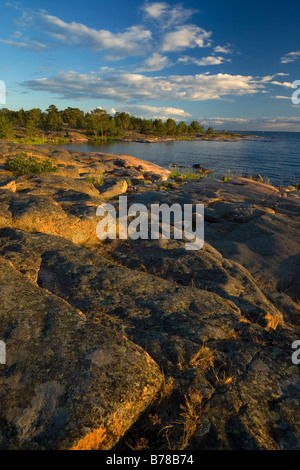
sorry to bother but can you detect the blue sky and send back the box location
[0,0,300,130]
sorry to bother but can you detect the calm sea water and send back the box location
[62,131,300,186]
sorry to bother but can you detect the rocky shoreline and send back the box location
[13,128,262,145]
[119,133,261,144]
[0,141,299,450]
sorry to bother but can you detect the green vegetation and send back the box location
[220,171,272,185]
[13,137,70,145]
[220,171,235,182]
[85,174,104,186]
[5,153,58,176]
[170,170,200,181]
[162,181,178,189]
[0,106,221,143]
[0,115,15,140]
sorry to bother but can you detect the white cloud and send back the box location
[162,25,212,52]
[136,53,172,72]
[280,51,300,64]
[199,116,300,131]
[271,81,293,88]
[271,95,291,100]
[179,55,230,66]
[14,10,152,57]
[23,70,270,102]
[11,30,22,39]
[143,2,169,19]
[112,104,192,120]
[126,105,191,116]
[143,2,196,27]
[3,3,224,63]
[0,38,48,51]
[214,45,232,54]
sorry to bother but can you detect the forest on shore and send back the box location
[0,105,234,143]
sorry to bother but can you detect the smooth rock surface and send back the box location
[0,142,299,450]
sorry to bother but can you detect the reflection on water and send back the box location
[62,131,300,186]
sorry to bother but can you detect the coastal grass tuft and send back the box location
[170,170,200,181]
[5,153,57,176]
[177,389,205,450]
[85,173,104,187]
[220,170,236,182]
[187,345,216,370]
[214,370,235,388]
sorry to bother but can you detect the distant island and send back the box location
[0,105,260,145]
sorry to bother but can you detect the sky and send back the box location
[0,0,300,131]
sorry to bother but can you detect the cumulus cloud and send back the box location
[214,45,232,54]
[280,51,300,64]
[162,25,212,51]
[129,105,191,116]
[113,104,192,120]
[23,70,270,102]
[178,55,230,66]
[143,2,196,27]
[2,2,228,67]
[135,53,172,72]
[11,10,153,57]
[143,2,168,18]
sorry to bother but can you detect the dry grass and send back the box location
[125,437,150,450]
[155,375,175,406]
[149,413,162,427]
[188,345,215,370]
[133,438,150,450]
[226,329,241,341]
[253,273,274,290]
[177,389,205,450]
[178,344,216,371]
[214,370,235,388]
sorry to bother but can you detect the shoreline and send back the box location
[5,130,263,146]
[0,139,298,191]
[0,140,299,450]
[118,133,263,144]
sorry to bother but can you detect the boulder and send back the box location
[99,179,128,199]
[0,257,162,450]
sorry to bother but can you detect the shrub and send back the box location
[5,153,57,176]
[85,174,104,186]
[220,173,233,182]
[170,170,199,181]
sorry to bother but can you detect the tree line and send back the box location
[0,105,216,141]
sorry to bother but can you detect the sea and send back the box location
[62,131,300,187]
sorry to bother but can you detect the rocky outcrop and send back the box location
[0,142,299,450]
[0,255,162,450]
[99,179,128,199]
